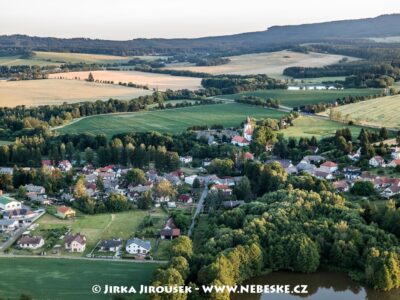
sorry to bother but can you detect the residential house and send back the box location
[296,160,316,173]
[231,136,250,147]
[167,202,177,209]
[333,180,350,192]
[369,156,385,167]
[64,234,86,252]
[25,184,45,195]
[244,152,254,160]
[314,170,334,180]
[381,186,400,199]
[347,148,361,162]
[179,194,193,203]
[210,184,232,196]
[41,160,54,171]
[0,219,18,231]
[387,159,400,168]
[180,156,193,164]
[319,161,338,173]
[392,151,400,160]
[184,175,198,186]
[160,218,181,239]
[0,196,22,211]
[99,238,122,252]
[125,238,151,255]
[17,236,44,250]
[3,208,36,221]
[56,206,76,219]
[0,167,13,176]
[343,166,362,180]
[266,159,293,169]
[58,160,72,172]
[302,155,325,164]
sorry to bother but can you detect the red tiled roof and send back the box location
[232,136,249,144]
[321,161,337,167]
[57,206,73,214]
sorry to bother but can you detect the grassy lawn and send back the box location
[58,103,287,138]
[324,94,400,129]
[0,257,160,300]
[280,116,365,140]
[218,88,382,108]
[33,209,167,256]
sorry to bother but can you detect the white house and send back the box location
[391,151,400,160]
[0,196,22,211]
[381,186,400,199]
[184,175,198,186]
[387,159,400,168]
[17,236,44,250]
[369,156,385,167]
[0,219,18,232]
[125,238,151,255]
[179,156,193,165]
[64,234,86,252]
[58,160,73,172]
[24,184,45,194]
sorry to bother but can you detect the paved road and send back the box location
[188,187,208,237]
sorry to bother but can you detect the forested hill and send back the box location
[266,14,400,40]
[1,14,400,56]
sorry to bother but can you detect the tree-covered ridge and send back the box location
[2,14,400,56]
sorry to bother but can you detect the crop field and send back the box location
[218,88,382,108]
[0,79,152,107]
[58,103,287,138]
[323,95,400,129]
[0,51,165,66]
[280,116,364,140]
[0,257,160,300]
[163,50,358,77]
[34,209,167,254]
[49,70,202,91]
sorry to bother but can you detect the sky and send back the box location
[1,0,400,40]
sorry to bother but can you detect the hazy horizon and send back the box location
[2,0,400,40]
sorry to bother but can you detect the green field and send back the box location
[0,257,160,300]
[218,89,382,108]
[58,103,287,138]
[325,95,400,129]
[281,116,365,139]
[34,209,167,255]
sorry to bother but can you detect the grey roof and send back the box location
[126,238,151,251]
[0,219,17,226]
[222,200,245,208]
[99,238,122,249]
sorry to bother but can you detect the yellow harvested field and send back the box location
[0,79,152,107]
[163,50,358,77]
[49,70,202,91]
[324,95,400,129]
[0,51,165,66]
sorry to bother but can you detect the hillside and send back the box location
[1,14,400,56]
